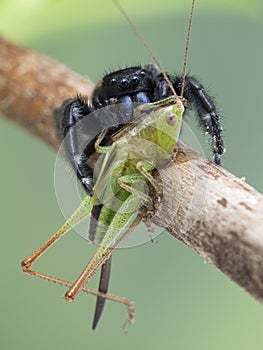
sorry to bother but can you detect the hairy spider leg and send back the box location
[175,76,224,165]
[54,96,96,196]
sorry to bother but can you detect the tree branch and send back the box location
[1,36,263,304]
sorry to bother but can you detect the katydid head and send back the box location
[149,96,184,154]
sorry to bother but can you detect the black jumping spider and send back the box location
[55,64,224,197]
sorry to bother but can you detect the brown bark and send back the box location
[153,144,263,303]
[1,36,263,304]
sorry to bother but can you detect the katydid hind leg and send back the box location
[21,195,93,270]
[92,257,112,330]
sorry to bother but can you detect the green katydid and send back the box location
[21,96,184,330]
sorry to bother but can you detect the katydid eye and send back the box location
[165,112,177,126]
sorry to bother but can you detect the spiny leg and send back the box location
[118,161,163,209]
[64,208,142,305]
[21,195,135,330]
[21,196,93,270]
[136,160,162,199]
[23,267,134,331]
[117,168,159,240]
[117,160,162,199]
[117,173,151,203]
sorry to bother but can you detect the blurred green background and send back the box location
[0,0,263,349]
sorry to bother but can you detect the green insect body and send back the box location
[91,96,184,252]
[21,96,184,330]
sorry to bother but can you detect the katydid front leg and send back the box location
[118,160,162,201]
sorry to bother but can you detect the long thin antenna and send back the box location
[114,0,179,101]
[180,0,195,97]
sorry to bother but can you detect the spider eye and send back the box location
[131,75,140,86]
[139,70,146,77]
[110,78,117,85]
[118,78,129,89]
